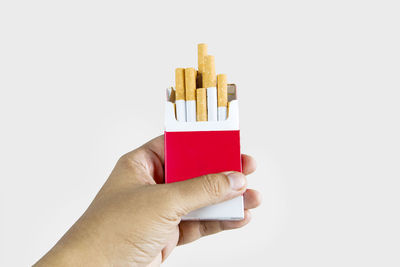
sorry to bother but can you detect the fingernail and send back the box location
[227,172,246,190]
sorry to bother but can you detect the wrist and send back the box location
[34,220,109,266]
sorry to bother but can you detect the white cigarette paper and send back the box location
[207,87,218,121]
[176,99,186,122]
[186,100,196,122]
[218,106,227,121]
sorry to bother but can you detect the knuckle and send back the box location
[202,174,224,198]
[117,152,143,170]
[200,221,209,236]
[117,153,132,167]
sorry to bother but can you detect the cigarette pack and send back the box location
[164,84,244,220]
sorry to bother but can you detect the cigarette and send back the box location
[196,88,207,121]
[217,74,227,121]
[167,87,177,118]
[197,43,207,87]
[175,68,186,122]
[185,67,197,122]
[203,55,217,121]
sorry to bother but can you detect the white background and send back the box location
[1,0,399,266]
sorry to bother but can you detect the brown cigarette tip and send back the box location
[185,68,196,101]
[217,74,227,107]
[175,68,185,100]
[196,88,207,121]
[203,55,216,88]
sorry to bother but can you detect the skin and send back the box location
[34,135,262,266]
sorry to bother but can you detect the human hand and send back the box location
[35,135,262,266]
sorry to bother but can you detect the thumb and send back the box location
[165,172,247,216]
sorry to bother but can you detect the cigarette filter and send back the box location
[175,68,186,122]
[202,55,216,88]
[185,68,197,122]
[197,43,208,88]
[196,88,207,121]
[217,74,227,121]
[203,55,217,121]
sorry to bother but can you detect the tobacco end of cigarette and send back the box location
[196,88,207,121]
[185,68,196,101]
[175,68,185,100]
[217,74,227,107]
